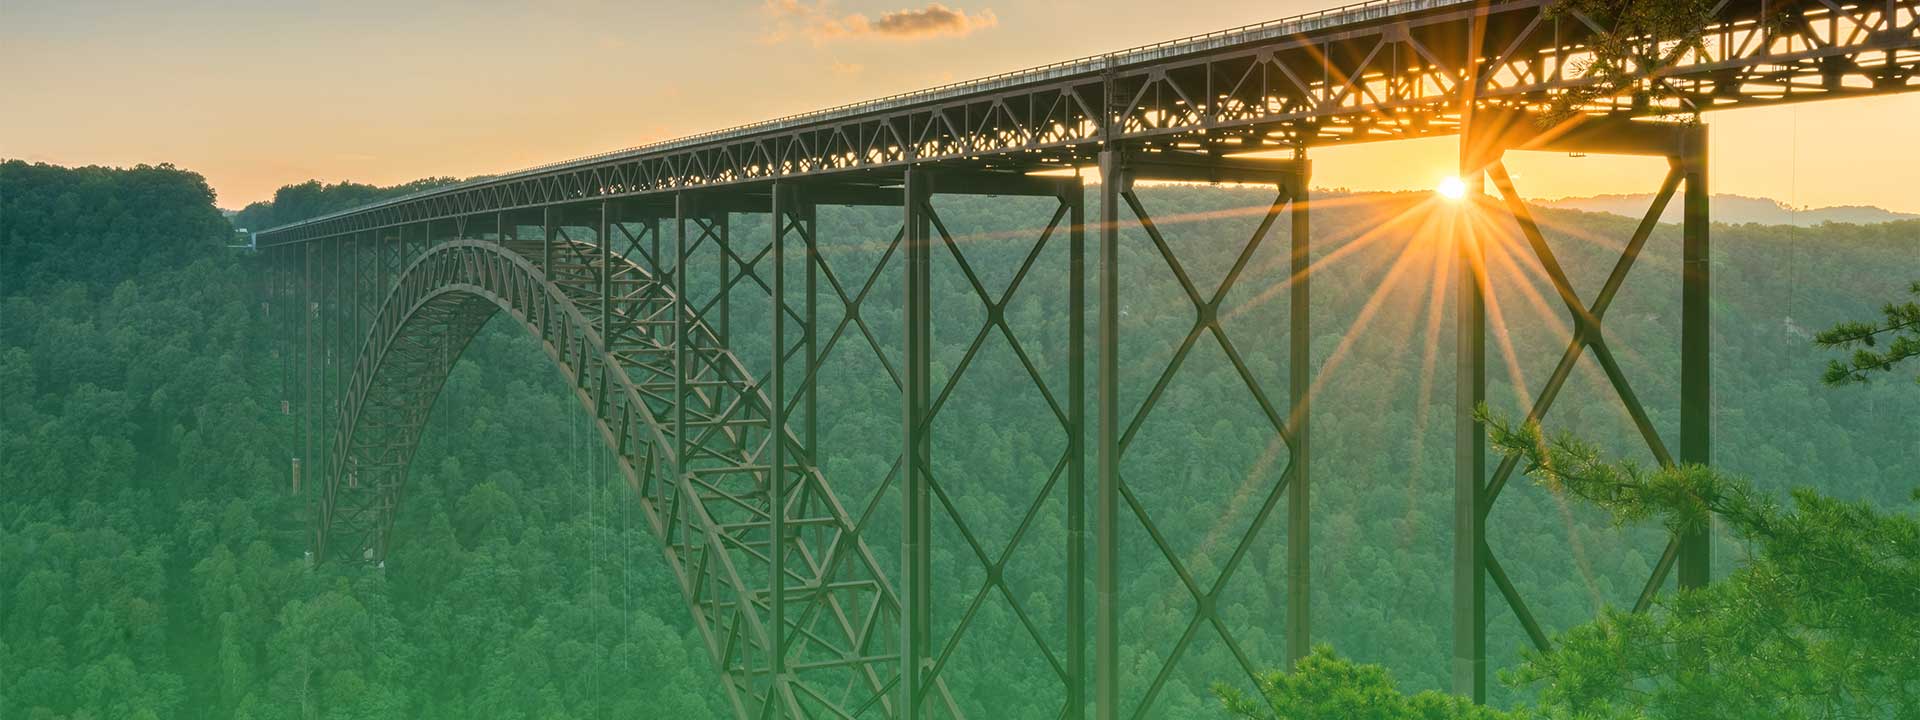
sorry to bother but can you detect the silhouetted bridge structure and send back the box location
[254,1,1920,717]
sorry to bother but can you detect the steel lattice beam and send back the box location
[256,0,1917,249]
[1450,110,1713,701]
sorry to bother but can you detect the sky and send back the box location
[4,0,1917,213]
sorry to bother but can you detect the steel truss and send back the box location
[251,1,1920,718]
[304,207,935,717]
[1451,110,1711,701]
[259,120,1727,719]
[255,0,1917,247]
[896,170,1089,719]
[255,120,1761,720]
[1092,152,1312,720]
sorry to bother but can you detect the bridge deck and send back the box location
[257,0,1919,245]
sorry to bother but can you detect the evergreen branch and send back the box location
[1541,0,1720,124]
[1816,281,1920,385]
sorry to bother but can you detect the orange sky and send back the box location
[4,0,1917,213]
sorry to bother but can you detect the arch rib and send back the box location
[323,236,943,719]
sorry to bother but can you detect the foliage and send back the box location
[1543,0,1718,122]
[1,160,230,291]
[1215,646,1525,720]
[1212,289,1920,719]
[1816,280,1920,385]
[1485,409,1920,719]
[4,162,1917,718]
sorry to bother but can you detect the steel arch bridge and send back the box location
[333,234,919,716]
[255,1,1920,718]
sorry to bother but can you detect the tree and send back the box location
[1483,411,1920,719]
[1541,0,1742,122]
[1218,646,1524,720]
[1817,281,1920,385]
[1215,285,1920,718]
[9,160,1912,720]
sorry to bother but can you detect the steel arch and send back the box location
[321,237,943,719]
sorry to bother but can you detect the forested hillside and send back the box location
[2,159,1914,718]
[1,162,724,719]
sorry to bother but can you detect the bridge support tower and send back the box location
[1093,148,1313,720]
[1452,111,1712,701]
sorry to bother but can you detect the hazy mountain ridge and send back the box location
[1540,192,1920,226]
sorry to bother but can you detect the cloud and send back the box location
[763,1,997,44]
[864,4,997,37]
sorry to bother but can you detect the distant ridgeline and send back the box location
[1542,192,1920,226]
[2,160,1916,718]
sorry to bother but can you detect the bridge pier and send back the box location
[766,181,819,714]
[892,166,1088,719]
[1452,112,1713,702]
[1094,148,1312,720]
[901,168,934,720]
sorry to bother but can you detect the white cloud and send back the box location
[763,1,997,44]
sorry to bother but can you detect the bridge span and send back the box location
[255,1,1920,718]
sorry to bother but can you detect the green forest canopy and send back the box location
[2,159,1915,718]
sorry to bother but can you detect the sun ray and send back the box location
[1473,198,1608,614]
[1477,206,1668,445]
[1173,193,1455,610]
[1223,194,1438,323]
[1305,212,1452,400]
[1399,212,1456,549]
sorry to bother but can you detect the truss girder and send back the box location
[258,0,1918,249]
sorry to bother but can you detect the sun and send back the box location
[1435,176,1468,202]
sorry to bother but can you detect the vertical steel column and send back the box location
[1679,126,1712,589]
[1453,149,1490,704]
[601,201,612,337]
[1094,150,1124,720]
[333,235,345,493]
[769,182,792,687]
[351,234,362,365]
[1065,178,1088,720]
[718,207,731,347]
[378,231,390,314]
[1286,155,1313,670]
[303,242,316,556]
[281,249,298,495]
[674,194,693,476]
[900,167,934,718]
[803,199,819,461]
[650,216,662,280]
[1455,12,1492,700]
[543,207,555,272]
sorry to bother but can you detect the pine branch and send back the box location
[1542,0,1720,124]
[1816,281,1920,385]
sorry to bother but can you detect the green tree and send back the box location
[1484,412,1920,719]
[1817,281,1920,385]
[1219,646,1524,720]
[1543,0,1718,121]
[1215,287,1920,719]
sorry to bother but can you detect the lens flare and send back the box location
[1436,176,1468,201]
